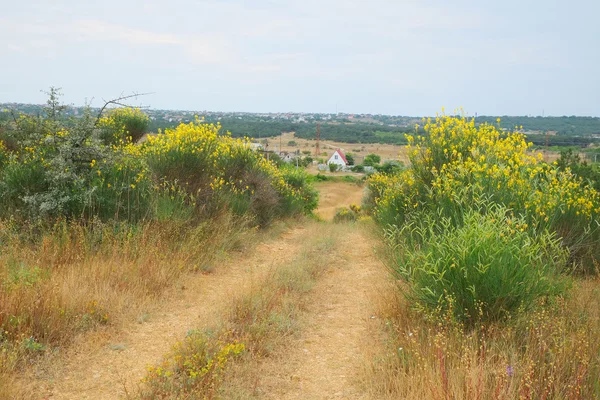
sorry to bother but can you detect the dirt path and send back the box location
[21,182,390,399]
[250,226,389,399]
[25,226,310,400]
[314,181,365,220]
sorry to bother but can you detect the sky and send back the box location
[1,0,599,116]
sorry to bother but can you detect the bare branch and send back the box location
[94,92,154,126]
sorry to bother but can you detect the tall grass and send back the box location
[386,206,570,324]
[364,279,600,400]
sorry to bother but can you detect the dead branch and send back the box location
[94,92,154,126]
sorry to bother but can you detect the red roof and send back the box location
[334,148,348,165]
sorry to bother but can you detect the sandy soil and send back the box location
[250,227,388,399]
[23,227,310,399]
[314,181,365,221]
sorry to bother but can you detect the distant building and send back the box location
[327,148,348,167]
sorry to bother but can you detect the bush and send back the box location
[328,163,339,172]
[0,106,152,221]
[375,161,403,174]
[97,108,149,145]
[387,206,570,325]
[351,164,365,173]
[363,153,381,166]
[345,153,355,165]
[142,119,317,225]
[370,114,600,271]
[0,140,8,172]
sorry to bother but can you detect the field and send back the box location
[266,131,567,166]
[2,105,600,399]
[264,131,411,164]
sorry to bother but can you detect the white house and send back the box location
[327,148,348,167]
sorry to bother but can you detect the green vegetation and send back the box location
[387,205,569,324]
[363,153,381,166]
[475,115,600,136]
[295,123,415,144]
[366,114,600,397]
[556,149,600,191]
[0,91,318,396]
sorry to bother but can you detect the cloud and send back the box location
[73,20,182,45]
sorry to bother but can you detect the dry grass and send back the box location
[314,181,365,220]
[0,213,262,398]
[137,222,342,399]
[273,132,410,164]
[363,276,600,400]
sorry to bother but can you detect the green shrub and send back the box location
[0,140,8,172]
[351,164,365,173]
[280,166,318,215]
[328,163,339,172]
[387,206,570,325]
[370,114,600,271]
[0,108,151,221]
[363,153,381,166]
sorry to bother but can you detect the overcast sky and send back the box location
[1,0,599,116]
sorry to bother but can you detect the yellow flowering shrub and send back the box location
[142,118,316,224]
[370,114,600,267]
[97,107,149,145]
[142,333,245,397]
[0,107,152,221]
[0,140,8,170]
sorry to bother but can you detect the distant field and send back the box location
[259,132,410,164]
[263,132,567,165]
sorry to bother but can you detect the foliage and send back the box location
[333,204,361,223]
[556,149,600,192]
[97,107,149,145]
[351,164,365,173]
[345,153,355,165]
[0,99,151,221]
[363,153,381,166]
[141,118,316,225]
[475,115,600,136]
[375,160,403,174]
[328,163,339,172]
[295,122,416,144]
[0,91,317,226]
[333,207,357,223]
[370,114,600,270]
[386,206,569,324]
[142,333,245,398]
[370,281,600,399]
